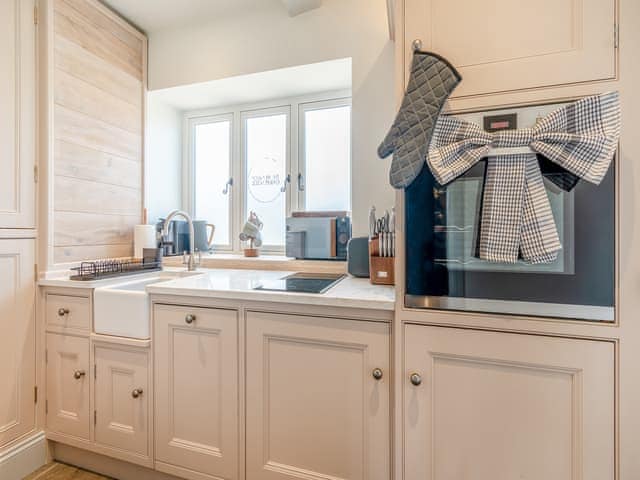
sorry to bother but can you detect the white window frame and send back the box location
[185,113,235,252]
[298,97,353,211]
[240,105,291,254]
[183,89,351,255]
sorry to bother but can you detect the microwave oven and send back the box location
[286,213,351,260]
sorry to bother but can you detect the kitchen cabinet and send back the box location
[45,333,90,441]
[154,304,239,480]
[0,0,36,228]
[245,311,390,480]
[404,0,616,98]
[94,343,150,458]
[0,239,36,447]
[403,324,615,480]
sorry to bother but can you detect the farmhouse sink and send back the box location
[94,271,203,339]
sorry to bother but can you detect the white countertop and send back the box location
[147,269,395,311]
[40,268,396,311]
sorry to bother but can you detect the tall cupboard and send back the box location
[0,0,38,456]
[396,0,637,478]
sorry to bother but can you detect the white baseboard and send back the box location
[0,432,47,480]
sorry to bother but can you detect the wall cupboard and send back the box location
[404,0,617,99]
[403,325,615,480]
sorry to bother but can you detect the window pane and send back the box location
[244,113,287,247]
[303,105,351,211]
[194,120,231,246]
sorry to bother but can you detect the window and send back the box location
[186,92,351,254]
[190,115,233,249]
[299,99,351,211]
[242,108,290,248]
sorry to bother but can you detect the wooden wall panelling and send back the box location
[49,0,146,265]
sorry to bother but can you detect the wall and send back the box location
[147,0,396,236]
[145,98,182,224]
[49,0,146,264]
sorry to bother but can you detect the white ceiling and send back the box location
[103,0,320,32]
[149,57,352,111]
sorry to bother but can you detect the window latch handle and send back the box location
[222,177,233,195]
[297,173,305,192]
[280,174,291,193]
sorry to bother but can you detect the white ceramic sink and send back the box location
[94,271,202,339]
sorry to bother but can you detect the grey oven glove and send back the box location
[378,51,461,189]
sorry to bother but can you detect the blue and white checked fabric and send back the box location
[427,91,621,264]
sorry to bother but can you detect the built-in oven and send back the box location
[405,101,615,321]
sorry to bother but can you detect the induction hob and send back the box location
[253,273,346,294]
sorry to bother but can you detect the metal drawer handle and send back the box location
[409,373,422,386]
[372,368,383,380]
[73,370,85,379]
[132,388,144,399]
[58,308,70,316]
[185,314,196,324]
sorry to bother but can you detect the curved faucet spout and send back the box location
[162,210,198,271]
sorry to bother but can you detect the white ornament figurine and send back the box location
[239,211,263,257]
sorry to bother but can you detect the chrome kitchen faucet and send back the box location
[161,210,201,271]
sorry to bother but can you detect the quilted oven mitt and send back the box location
[378,51,461,189]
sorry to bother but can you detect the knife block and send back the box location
[368,238,395,285]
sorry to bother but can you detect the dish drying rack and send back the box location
[70,257,161,281]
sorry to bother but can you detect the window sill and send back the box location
[162,252,347,275]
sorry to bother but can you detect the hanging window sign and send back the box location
[248,156,282,204]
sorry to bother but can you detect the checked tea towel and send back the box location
[427,91,621,264]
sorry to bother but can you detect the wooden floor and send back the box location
[24,462,114,480]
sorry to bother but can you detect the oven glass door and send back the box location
[405,153,615,322]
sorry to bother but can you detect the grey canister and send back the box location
[347,237,370,278]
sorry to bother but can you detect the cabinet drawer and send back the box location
[46,294,91,332]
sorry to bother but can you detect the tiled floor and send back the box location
[24,462,113,480]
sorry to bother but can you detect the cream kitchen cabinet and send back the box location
[45,333,90,441]
[94,342,150,459]
[0,239,36,447]
[154,304,239,480]
[0,0,36,228]
[404,0,617,98]
[403,324,615,480]
[245,311,390,480]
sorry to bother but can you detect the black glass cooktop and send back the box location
[254,273,346,294]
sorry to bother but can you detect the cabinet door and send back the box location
[405,0,616,97]
[154,305,238,480]
[0,0,35,228]
[45,333,90,440]
[246,311,390,480]
[0,239,36,447]
[404,325,614,480]
[94,344,149,457]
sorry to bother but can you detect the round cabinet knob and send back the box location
[372,368,383,380]
[185,314,196,324]
[58,308,70,317]
[131,388,144,399]
[412,38,423,52]
[409,373,422,386]
[73,370,85,379]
